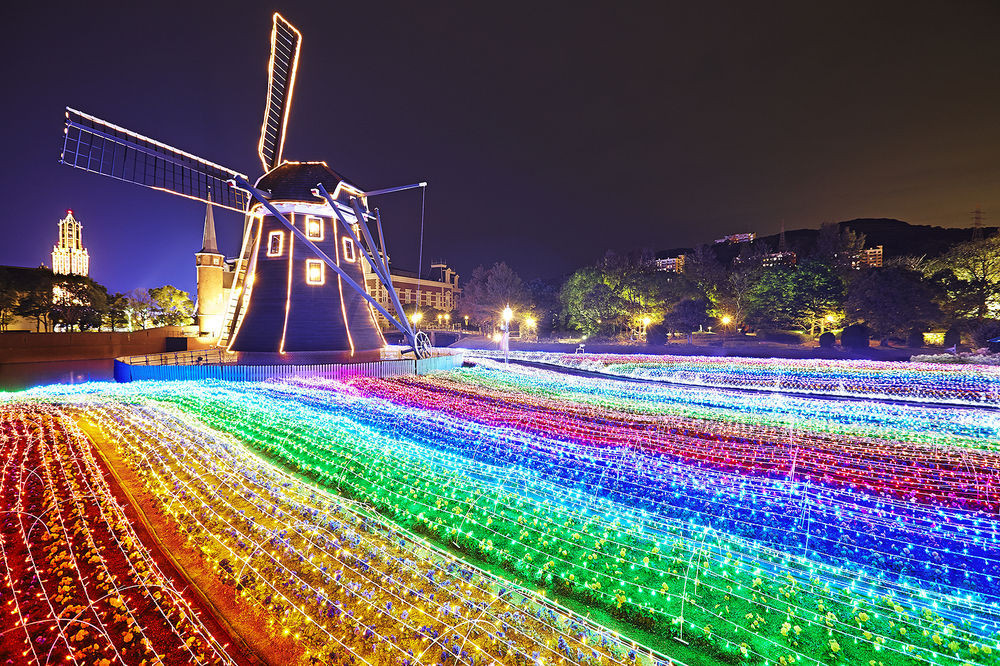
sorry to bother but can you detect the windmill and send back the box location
[59,12,430,360]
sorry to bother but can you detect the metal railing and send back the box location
[113,351,464,383]
[119,348,238,366]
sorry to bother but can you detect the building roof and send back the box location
[200,196,221,254]
[255,161,360,201]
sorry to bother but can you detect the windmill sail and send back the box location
[60,108,250,213]
[257,13,301,172]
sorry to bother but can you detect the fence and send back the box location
[120,348,237,366]
[113,352,464,383]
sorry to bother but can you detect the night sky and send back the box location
[3,1,998,296]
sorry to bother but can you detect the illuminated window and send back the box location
[342,237,356,262]
[306,259,325,285]
[306,216,324,241]
[267,231,284,257]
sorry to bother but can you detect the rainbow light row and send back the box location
[469,351,1000,405]
[5,356,998,666]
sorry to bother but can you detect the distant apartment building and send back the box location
[761,251,798,268]
[655,255,686,273]
[714,232,756,245]
[860,245,883,268]
[834,245,884,270]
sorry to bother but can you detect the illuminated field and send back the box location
[2,357,998,666]
[475,351,1000,405]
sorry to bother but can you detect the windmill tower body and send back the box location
[227,162,384,359]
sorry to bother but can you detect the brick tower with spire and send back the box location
[195,196,225,337]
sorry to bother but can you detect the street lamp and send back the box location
[641,316,651,341]
[501,306,513,363]
[721,315,732,326]
[411,311,423,325]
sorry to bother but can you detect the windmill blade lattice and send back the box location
[258,12,301,171]
[60,107,250,213]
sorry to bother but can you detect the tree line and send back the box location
[0,267,194,332]
[459,225,1000,347]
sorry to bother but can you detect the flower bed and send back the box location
[0,404,232,665]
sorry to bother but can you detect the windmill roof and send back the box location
[255,161,361,202]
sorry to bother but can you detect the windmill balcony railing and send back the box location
[119,348,238,366]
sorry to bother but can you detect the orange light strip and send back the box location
[280,214,296,354]
[258,13,302,171]
[333,219,355,355]
[226,216,264,353]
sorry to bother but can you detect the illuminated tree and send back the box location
[559,268,620,335]
[148,285,195,326]
[50,275,109,331]
[746,262,843,333]
[928,236,1000,323]
[104,292,130,332]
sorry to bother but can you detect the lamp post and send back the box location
[501,306,513,363]
[821,313,835,335]
[525,316,536,342]
[641,316,651,341]
[720,314,732,337]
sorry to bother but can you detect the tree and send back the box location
[105,292,129,332]
[787,262,845,335]
[682,244,725,301]
[745,267,797,330]
[148,285,194,326]
[525,278,561,336]
[0,271,17,331]
[14,271,55,332]
[50,276,109,331]
[457,262,529,332]
[559,267,620,335]
[125,289,154,330]
[928,236,1000,324]
[815,223,867,277]
[663,297,710,344]
[844,267,941,345]
[745,262,844,334]
[712,245,768,328]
